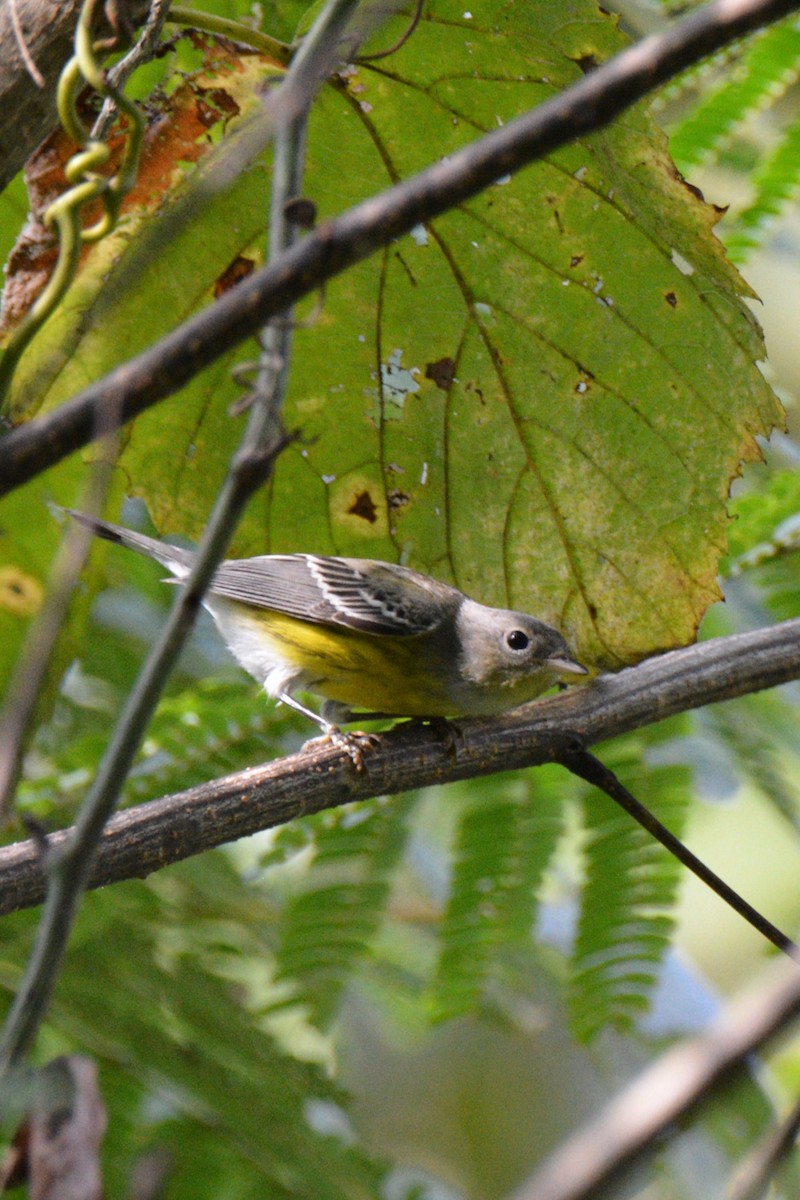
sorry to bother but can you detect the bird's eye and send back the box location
[506,629,530,651]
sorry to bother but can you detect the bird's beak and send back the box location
[546,655,589,677]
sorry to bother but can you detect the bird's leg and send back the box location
[279,693,375,771]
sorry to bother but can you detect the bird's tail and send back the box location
[58,507,195,577]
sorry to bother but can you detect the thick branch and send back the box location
[2,617,799,917]
[3,0,800,495]
[0,0,151,193]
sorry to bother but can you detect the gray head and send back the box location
[453,599,588,716]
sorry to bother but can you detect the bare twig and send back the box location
[3,0,800,497]
[91,0,172,141]
[241,0,355,418]
[8,0,45,87]
[1,617,799,917]
[729,1093,800,1200]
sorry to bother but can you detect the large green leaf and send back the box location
[0,0,781,677]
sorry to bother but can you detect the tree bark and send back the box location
[0,0,150,193]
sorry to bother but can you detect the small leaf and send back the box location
[275,794,418,1026]
[570,747,689,1041]
[667,19,800,172]
[434,772,565,1019]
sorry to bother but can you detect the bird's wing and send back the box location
[209,554,454,636]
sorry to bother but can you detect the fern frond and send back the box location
[4,860,389,1200]
[700,698,800,830]
[273,794,418,1027]
[724,467,800,623]
[433,770,566,1020]
[667,18,800,171]
[16,680,296,817]
[726,108,800,258]
[569,750,689,1042]
[126,680,295,803]
[725,467,800,566]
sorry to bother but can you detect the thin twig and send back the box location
[728,1093,800,1200]
[3,0,800,498]
[244,0,357,416]
[0,0,365,1076]
[8,0,44,87]
[556,743,800,962]
[0,1,153,192]
[92,0,173,142]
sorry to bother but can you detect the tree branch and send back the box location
[2,616,799,917]
[506,960,800,1200]
[3,0,800,496]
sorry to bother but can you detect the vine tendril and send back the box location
[0,0,146,399]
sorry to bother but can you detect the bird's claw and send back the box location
[303,726,378,772]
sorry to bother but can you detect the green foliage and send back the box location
[698,463,800,832]
[725,109,800,260]
[1,0,781,677]
[273,794,418,1026]
[0,857,390,1200]
[726,467,800,570]
[666,20,800,171]
[570,739,689,1041]
[700,696,800,831]
[719,468,800,630]
[664,15,800,260]
[16,692,695,1050]
[15,679,302,823]
[433,772,566,1019]
[3,0,800,1195]
[124,680,295,804]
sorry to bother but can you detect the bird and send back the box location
[64,509,588,739]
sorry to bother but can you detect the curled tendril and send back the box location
[0,0,146,399]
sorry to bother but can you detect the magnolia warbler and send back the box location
[66,510,588,734]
